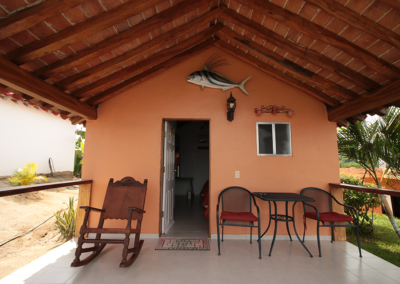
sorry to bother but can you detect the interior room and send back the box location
[163,120,210,238]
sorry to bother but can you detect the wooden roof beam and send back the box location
[70,116,85,125]
[328,80,400,121]
[305,0,400,50]
[57,8,223,91]
[218,27,359,101]
[71,25,222,99]
[33,0,216,79]
[232,1,400,79]
[0,0,89,40]
[86,37,217,106]
[220,9,380,91]
[0,56,97,120]
[3,0,166,65]
[215,40,341,107]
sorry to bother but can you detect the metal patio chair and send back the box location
[71,177,147,268]
[216,186,262,259]
[300,187,362,257]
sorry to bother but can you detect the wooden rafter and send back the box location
[328,80,400,121]
[220,9,380,91]
[3,0,166,65]
[214,40,341,107]
[305,0,400,50]
[232,1,400,79]
[56,8,223,91]
[71,25,222,99]
[0,56,96,120]
[33,0,215,79]
[85,38,217,106]
[0,0,89,40]
[218,27,359,101]
[70,116,85,125]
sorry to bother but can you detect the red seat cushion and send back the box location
[221,211,258,222]
[304,212,353,222]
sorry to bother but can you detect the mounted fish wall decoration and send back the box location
[187,53,251,95]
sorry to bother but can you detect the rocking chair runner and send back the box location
[71,177,148,268]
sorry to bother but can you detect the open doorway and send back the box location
[161,120,210,238]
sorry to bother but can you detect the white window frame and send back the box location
[256,122,292,156]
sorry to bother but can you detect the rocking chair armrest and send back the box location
[128,207,146,214]
[80,206,105,213]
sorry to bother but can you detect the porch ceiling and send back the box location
[0,0,400,126]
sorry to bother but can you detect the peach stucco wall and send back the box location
[82,46,340,236]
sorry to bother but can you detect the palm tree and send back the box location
[338,110,400,239]
[377,107,400,190]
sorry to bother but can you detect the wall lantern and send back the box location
[227,92,236,122]
[255,105,294,117]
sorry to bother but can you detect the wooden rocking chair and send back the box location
[71,177,147,268]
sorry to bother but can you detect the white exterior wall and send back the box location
[0,98,76,176]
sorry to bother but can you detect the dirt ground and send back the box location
[0,172,78,279]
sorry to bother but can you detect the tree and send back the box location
[376,107,400,190]
[337,109,400,239]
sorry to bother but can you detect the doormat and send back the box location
[155,238,210,250]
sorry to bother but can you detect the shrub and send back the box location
[54,197,77,239]
[341,173,381,234]
[8,162,47,186]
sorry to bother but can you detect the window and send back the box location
[256,122,292,156]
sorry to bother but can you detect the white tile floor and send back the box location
[1,237,399,284]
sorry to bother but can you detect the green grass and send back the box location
[347,214,400,267]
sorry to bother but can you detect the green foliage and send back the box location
[53,197,77,239]
[8,162,47,186]
[339,156,362,168]
[74,129,85,177]
[347,214,400,267]
[341,173,381,234]
[73,152,82,177]
[338,120,381,186]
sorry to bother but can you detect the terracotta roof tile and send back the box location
[377,9,400,31]
[250,10,265,25]
[346,0,374,14]
[9,30,37,46]
[68,40,89,53]
[262,17,278,31]
[0,0,27,13]
[125,39,140,51]
[362,1,392,22]
[142,7,157,20]
[325,17,349,35]
[29,22,55,39]
[101,0,123,11]
[285,0,306,14]
[198,3,211,16]
[156,1,171,13]
[128,13,144,27]
[45,15,72,32]
[81,0,106,17]
[298,3,320,21]
[174,15,187,27]
[63,6,89,25]
[238,4,252,18]
[380,47,400,63]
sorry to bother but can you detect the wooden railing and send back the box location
[329,183,400,241]
[0,180,92,237]
[329,183,400,197]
